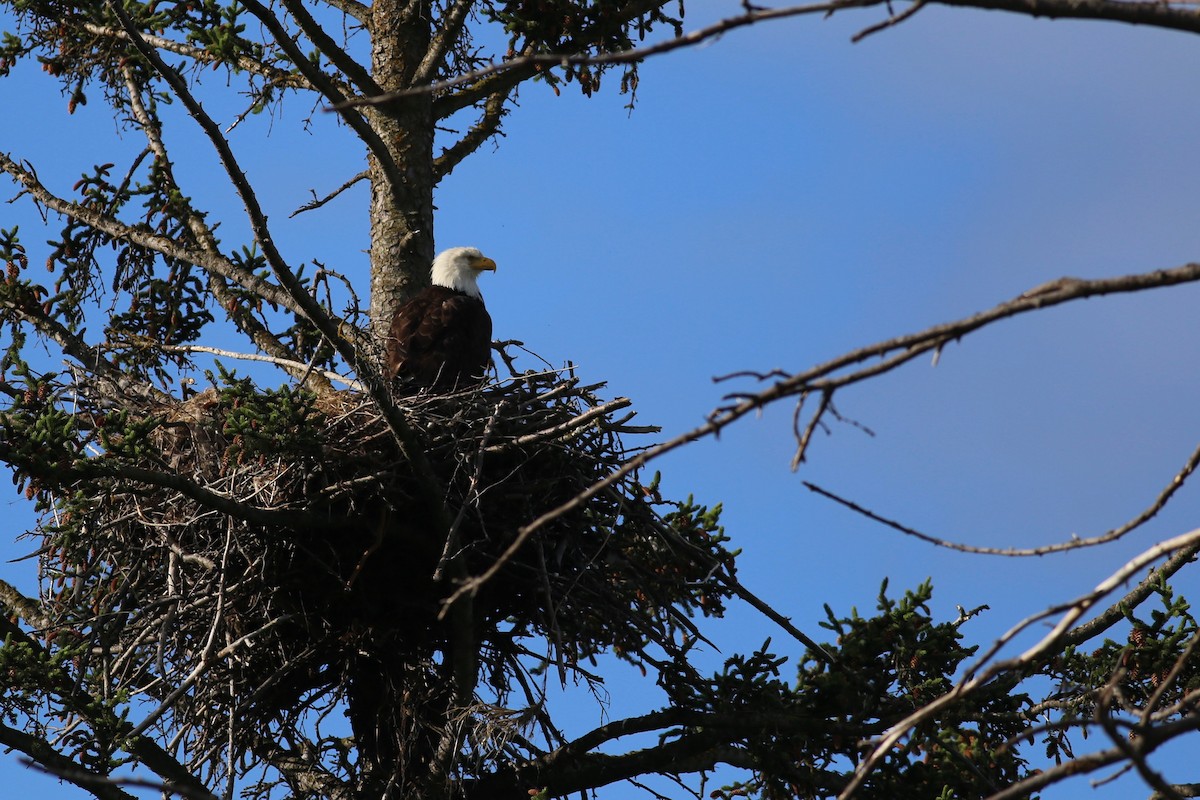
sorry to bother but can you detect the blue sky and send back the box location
[4,2,1200,797]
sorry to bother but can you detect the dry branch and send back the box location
[507,263,1200,557]
[806,433,1200,556]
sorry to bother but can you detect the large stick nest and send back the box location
[36,357,737,782]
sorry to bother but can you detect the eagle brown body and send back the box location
[386,285,492,387]
[385,247,496,389]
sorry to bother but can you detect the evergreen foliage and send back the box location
[0,2,1196,800]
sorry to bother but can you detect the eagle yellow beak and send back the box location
[473,256,497,272]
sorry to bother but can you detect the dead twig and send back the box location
[804,436,1200,556]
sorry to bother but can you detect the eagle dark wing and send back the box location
[386,286,493,388]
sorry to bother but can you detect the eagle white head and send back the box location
[431,247,497,299]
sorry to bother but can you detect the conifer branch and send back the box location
[107,0,350,394]
[0,153,302,316]
[81,22,310,88]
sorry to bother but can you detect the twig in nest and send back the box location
[434,401,506,581]
[483,397,632,452]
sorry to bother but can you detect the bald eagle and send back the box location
[385,247,497,389]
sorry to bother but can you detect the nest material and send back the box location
[40,364,735,786]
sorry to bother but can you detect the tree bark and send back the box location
[368,0,437,340]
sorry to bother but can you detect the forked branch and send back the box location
[804,434,1200,556]
[505,264,1200,570]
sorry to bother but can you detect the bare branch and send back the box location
[133,341,364,389]
[396,0,1200,115]
[203,273,316,384]
[312,0,370,24]
[720,575,842,666]
[290,170,369,217]
[983,711,1200,800]
[237,0,406,204]
[851,0,929,41]
[534,716,810,798]
[805,435,1200,555]
[431,41,539,120]
[386,0,1200,120]
[414,0,474,85]
[482,396,632,452]
[1155,786,1200,799]
[57,458,338,532]
[485,265,1200,585]
[120,64,222,255]
[939,0,1200,33]
[251,739,354,800]
[434,90,508,181]
[1065,539,1200,647]
[278,0,381,95]
[980,742,1126,800]
[791,388,829,469]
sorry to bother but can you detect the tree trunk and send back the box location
[368,0,436,341]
